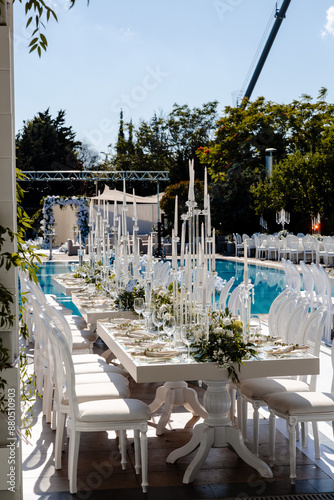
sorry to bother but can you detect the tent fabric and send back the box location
[91,186,164,204]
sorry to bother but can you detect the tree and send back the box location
[197,89,334,234]
[16,109,83,216]
[160,180,205,237]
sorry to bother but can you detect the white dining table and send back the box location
[51,275,87,296]
[96,321,319,484]
[72,293,136,329]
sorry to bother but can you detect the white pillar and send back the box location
[0,2,22,497]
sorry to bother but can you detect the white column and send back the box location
[0,3,22,497]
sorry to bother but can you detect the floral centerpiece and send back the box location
[191,310,258,383]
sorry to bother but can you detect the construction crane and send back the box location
[240,0,291,103]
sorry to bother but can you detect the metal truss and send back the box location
[20,170,169,182]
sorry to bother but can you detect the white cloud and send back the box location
[322,6,334,37]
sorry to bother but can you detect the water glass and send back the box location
[142,302,152,330]
[152,307,164,340]
[163,315,176,348]
[134,297,144,322]
[181,325,193,360]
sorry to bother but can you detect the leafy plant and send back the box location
[191,310,258,384]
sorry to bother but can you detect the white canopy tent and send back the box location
[91,186,165,235]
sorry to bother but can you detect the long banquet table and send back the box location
[97,320,319,484]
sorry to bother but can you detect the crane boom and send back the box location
[242,0,291,102]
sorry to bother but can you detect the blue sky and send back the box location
[13,1,334,156]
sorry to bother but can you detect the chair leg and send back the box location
[119,430,127,470]
[288,419,297,485]
[312,422,320,459]
[55,411,66,470]
[269,410,276,467]
[133,429,141,474]
[253,401,261,456]
[242,399,248,441]
[68,430,81,494]
[140,428,148,493]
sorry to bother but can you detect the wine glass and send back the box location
[181,325,193,360]
[163,314,176,348]
[133,297,144,323]
[249,315,262,343]
[142,302,152,330]
[152,306,164,341]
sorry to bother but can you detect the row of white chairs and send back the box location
[233,232,334,265]
[232,258,334,483]
[20,271,151,494]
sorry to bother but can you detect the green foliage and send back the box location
[16,109,84,218]
[115,286,145,311]
[191,310,257,384]
[160,180,205,235]
[197,89,334,234]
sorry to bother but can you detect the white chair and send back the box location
[254,234,268,259]
[227,283,243,316]
[264,332,334,484]
[266,235,279,261]
[237,306,327,455]
[286,235,302,263]
[278,236,290,261]
[302,235,316,263]
[218,276,235,312]
[233,233,244,256]
[45,317,151,494]
[299,261,315,311]
[322,236,334,267]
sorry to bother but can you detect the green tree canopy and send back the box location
[197,89,334,234]
[16,109,85,217]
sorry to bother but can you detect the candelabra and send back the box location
[276,209,290,231]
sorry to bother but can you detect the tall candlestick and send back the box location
[244,240,248,286]
[207,195,211,237]
[212,228,216,272]
[180,221,186,267]
[98,191,101,214]
[133,188,137,220]
[204,167,208,210]
[174,195,178,236]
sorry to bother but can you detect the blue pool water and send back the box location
[37,260,286,315]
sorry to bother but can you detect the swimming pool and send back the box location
[37,260,286,315]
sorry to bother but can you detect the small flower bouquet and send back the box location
[191,310,258,383]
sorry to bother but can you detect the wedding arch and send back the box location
[41,195,89,246]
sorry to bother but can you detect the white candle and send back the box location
[207,195,211,237]
[174,195,178,236]
[172,229,177,270]
[180,221,186,267]
[79,231,81,248]
[212,228,215,272]
[98,191,101,213]
[204,167,208,210]
[113,188,118,227]
[133,188,137,220]
[203,255,207,307]
[89,200,93,225]
[244,240,248,286]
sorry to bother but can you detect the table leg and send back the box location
[166,378,273,482]
[149,381,207,435]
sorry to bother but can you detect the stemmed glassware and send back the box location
[152,306,164,341]
[133,297,145,323]
[142,302,152,330]
[163,314,176,348]
[181,325,193,360]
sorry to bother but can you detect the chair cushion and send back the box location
[239,377,310,399]
[77,398,151,422]
[71,353,106,364]
[62,379,130,405]
[75,372,127,385]
[265,391,334,415]
[73,362,128,377]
